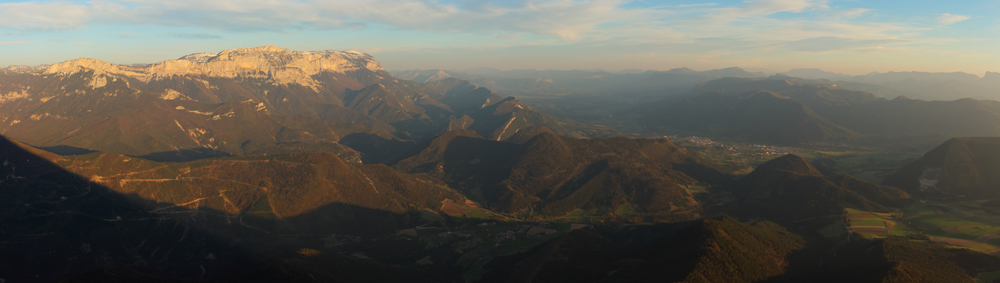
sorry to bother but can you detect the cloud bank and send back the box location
[0,0,638,40]
[936,13,971,25]
[0,0,990,72]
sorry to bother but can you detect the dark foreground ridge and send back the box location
[3,134,999,282]
[0,136,448,282]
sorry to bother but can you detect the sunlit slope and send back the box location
[0,47,593,163]
[59,152,466,236]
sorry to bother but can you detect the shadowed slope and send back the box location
[819,236,1000,283]
[0,135,249,281]
[0,135,465,281]
[393,131,732,220]
[480,217,804,283]
[617,216,805,283]
[884,137,1000,198]
[730,154,912,223]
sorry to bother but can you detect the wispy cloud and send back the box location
[0,1,90,30]
[637,1,919,56]
[781,36,909,53]
[0,0,639,41]
[825,8,871,19]
[701,0,829,24]
[50,38,92,46]
[937,13,971,25]
[0,41,31,45]
[0,0,990,72]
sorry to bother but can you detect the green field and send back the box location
[902,203,1000,241]
[848,201,1000,256]
[978,269,1000,283]
[566,209,606,217]
[848,217,889,228]
[615,204,640,216]
[845,208,893,236]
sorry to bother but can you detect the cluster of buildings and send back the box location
[664,135,794,161]
[719,144,793,160]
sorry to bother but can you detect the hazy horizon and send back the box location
[1,0,998,75]
[7,51,998,78]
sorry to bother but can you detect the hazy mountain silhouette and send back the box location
[638,77,1000,147]
[642,90,861,145]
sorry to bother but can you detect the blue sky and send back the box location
[1,0,998,75]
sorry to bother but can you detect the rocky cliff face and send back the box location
[43,46,383,89]
[0,46,578,163]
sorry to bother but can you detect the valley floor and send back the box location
[847,200,1000,283]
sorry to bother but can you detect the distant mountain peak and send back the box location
[666,67,698,74]
[44,58,135,76]
[424,70,451,82]
[984,71,1000,80]
[782,68,852,80]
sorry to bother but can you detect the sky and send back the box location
[0,0,998,75]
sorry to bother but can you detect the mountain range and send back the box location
[782,69,1000,101]
[392,68,1000,148]
[392,67,768,95]
[5,46,1000,282]
[7,131,991,282]
[389,128,730,220]
[0,46,602,163]
[637,76,1000,147]
[392,67,1000,102]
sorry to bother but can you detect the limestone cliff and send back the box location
[43,46,383,88]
